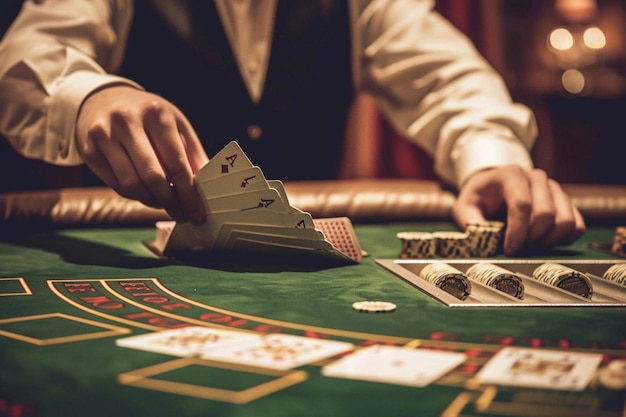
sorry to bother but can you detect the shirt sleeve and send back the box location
[0,0,142,166]
[349,0,537,188]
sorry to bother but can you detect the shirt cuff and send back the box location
[452,134,534,187]
[45,71,143,165]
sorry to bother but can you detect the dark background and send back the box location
[1,0,624,192]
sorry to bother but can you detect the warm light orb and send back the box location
[549,27,574,50]
[583,26,606,49]
[562,69,585,93]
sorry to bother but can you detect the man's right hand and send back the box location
[76,86,208,225]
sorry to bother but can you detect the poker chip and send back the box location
[611,226,626,258]
[597,359,626,390]
[532,263,593,298]
[464,222,505,257]
[602,264,626,286]
[432,231,471,258]
[396,232,436,259]
[466,263,524,299]
[420,262,471,300]
[352,300,397,313]
[395,222,505,260]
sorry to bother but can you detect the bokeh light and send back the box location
[583,26,606,49]
[561,69,585,93]
[549,27,574,50]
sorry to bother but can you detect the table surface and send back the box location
[1,222,625,417]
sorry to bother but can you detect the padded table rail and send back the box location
[1,180,625,228]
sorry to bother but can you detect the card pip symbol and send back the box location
[257,198,275,208]
[221,153,239,173]
[225,153,238,168]
[241,175,257,188]
[240,199,275,211]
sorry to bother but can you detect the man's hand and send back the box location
[76,86,208,225]
[452,165,585,256]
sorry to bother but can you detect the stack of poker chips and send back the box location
[466,263,525,299]
[418,261,526,301]
[532,263,593,299]
[433,231,471,258]
[397,232,437,258]
[397,222,505,259]
[603,264,626,286]
[420,262,471,300]
[465,222,505,256]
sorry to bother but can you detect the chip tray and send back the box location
[376,259,626,307]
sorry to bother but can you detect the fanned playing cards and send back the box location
[145,141,362,263]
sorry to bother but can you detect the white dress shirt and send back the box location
[0,0,535,187]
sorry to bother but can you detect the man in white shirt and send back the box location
[0,0,584,255]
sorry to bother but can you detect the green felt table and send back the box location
[1,223,625,417]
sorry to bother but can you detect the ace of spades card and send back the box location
[145,141,362,263]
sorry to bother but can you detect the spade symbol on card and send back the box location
[251,198,275,210]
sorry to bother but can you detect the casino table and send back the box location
[1,180,625,417]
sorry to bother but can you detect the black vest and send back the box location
[119,0,354,181]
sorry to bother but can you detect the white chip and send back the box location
[352,300,397,313]
[599,360,626,390]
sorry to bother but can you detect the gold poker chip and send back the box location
[352,300,397,313]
